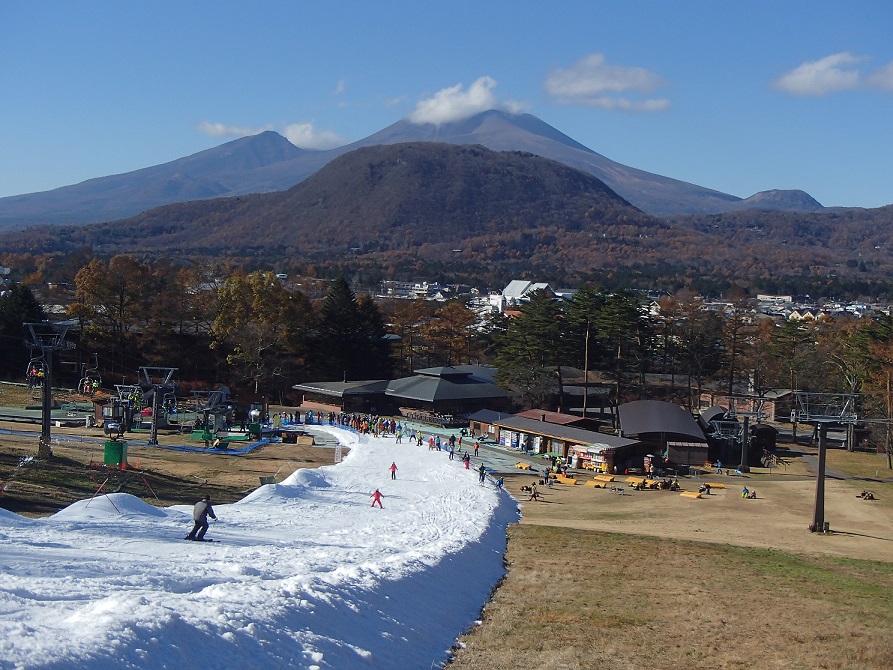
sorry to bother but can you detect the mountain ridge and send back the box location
[0,111,827,230]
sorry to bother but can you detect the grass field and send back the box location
[447,526,893,669]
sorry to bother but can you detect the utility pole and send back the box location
[25,322,72,459]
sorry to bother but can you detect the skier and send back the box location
[389,462,398,480]
[371,488,384,508]
[478,463,487,484]
[185,494,217,541]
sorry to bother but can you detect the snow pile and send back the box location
[0,426,518,669]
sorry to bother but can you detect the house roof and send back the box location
[467,409,514,424]
[490,415,638,450]
[502,280,551,301]
[386,371,508,404]
[619,400,706,442]
[292,380,389,398]
[514,409,583,425]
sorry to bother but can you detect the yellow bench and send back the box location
[680,491,702,499]
[705,482,726,489]
[593,474,615,483]
[626,476,647,486]
[555,475,577,485]
[515,462,532,470]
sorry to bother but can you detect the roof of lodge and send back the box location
[490,415,638,450]
[292,380,389,397]
[385,374,508,403]
[618,400,707,442]
[514,409,584,425]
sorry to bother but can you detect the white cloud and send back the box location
[408,76,526,126]
[197,121,273,137]
[198,120,345,150]
[545,53,670,112]
[282,122,346,150]
[773,52,866,96]
[333,79,346,96]
[867,60,893,91]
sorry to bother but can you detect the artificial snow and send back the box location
[0,426,518,669]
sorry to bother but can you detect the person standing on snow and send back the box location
[185,494,217,541]
[371,488,384,508]
[389,462,398,480]
[478,463,487,484]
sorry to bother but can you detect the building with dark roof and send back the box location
[618,400,708,466]
[486,414,641,473]
[385,366,509,414]
[292,366,508,419]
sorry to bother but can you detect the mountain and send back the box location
[0,111,826,231]
[2,143,892,287]
[0,131,313,229]
[3,143,652,257]
[731,189,824,212]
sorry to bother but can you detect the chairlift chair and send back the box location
[26,357,46,388]
[77,354,101,396]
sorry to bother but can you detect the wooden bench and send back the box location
[680,491,702,499]
[555,475,577,485]
[259,476,277,485]
[626,476,647,486]
[515,462,532,470]
[593,474,615,483]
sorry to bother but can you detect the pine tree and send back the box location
[0,284,46,378]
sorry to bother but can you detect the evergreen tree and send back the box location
[314,277,392,380]
[494,290,572,409]
[0,284,46,379]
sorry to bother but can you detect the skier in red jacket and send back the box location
[371,488,384,508]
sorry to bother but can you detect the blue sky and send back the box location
[2,1,891,208]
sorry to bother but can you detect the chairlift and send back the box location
[77,355,102,396]
[25,357,46,388]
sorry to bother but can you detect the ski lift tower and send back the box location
[25,322,72,459]
[139,366,178,446]
[793,391,859,533]
[724,393,772,473]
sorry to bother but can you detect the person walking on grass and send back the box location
[371,488,384,508]
[389,462,398,480]
[185,495,217,541]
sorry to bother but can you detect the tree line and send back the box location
[4,255,893,455]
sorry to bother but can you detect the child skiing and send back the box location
[389,462,398,480]
[371,488,384,508]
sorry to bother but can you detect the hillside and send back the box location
[0,111,830,230]
[2,143,892,290]
[0,143,657,257]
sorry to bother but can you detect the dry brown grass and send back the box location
[448,526,893,670]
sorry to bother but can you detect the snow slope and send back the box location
[0,426,518,669]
